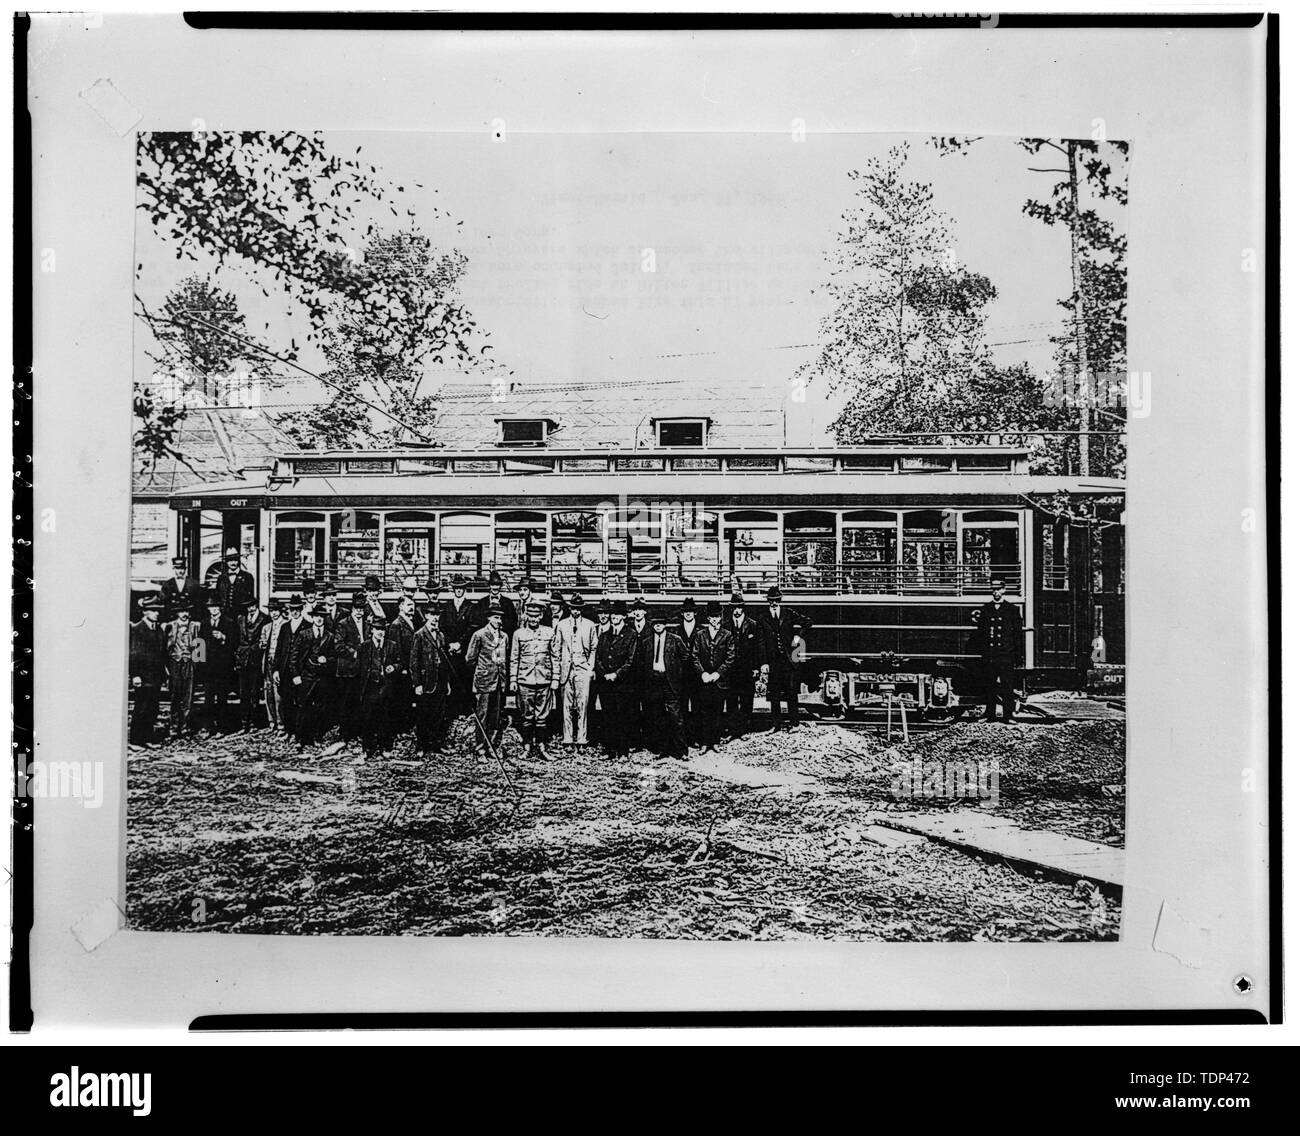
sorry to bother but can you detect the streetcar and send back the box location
[161,437,1125,718]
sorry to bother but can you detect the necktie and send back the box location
[655,634,664,668]
[771,606,778,620]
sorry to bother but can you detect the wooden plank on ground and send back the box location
[1022,699,1125,721]
[876,810,1125,888]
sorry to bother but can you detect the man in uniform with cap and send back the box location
[554,592,598,747]
[510,599,559,760]
[970,577,1023,723]
[411,605,450,758]
[641,608,690,760]
[273,594,307,738]
[216,547,257,621]
[756,586,807,732]
[675,597,702,745]
[387,594,419,736]
[290,602,335,746]
[692,601,736,752]
[332,591,369,741]
[465,600,509,754]
[199,594,239,734]
[595,600,639,759]
[128,595,168,746]
[234,596,269,732]
[440,573,478,715]
[723,598,762,740]
[160,555,201,623]
[164,602,202,738]
[260,598,288,732]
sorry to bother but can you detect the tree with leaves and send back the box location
[135,132,484,453]
[799,142,1002,441]
[135,276,279,468]
[932,135,1129,475]
[277,230,484,449]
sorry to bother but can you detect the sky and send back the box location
[134,130,1127,441]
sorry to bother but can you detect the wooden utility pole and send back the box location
[1065,141,1093,477]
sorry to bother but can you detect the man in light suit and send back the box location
[465,600,509,753]
[554,592,598,747]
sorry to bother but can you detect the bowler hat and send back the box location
[612,600,628,616]
[705,601,723,617]
[680,597,697,613]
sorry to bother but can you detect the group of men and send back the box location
[128,551,814,761]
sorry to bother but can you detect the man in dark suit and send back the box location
[692,601,736,752]
[233,597,268,732]
[595,600,639,759]
[387,595,419,736]
[290,603,335,746]
[641,609,690,760]
[160,555,201,623]
[628,597,653,751]
[358,623,401,758]
[410,606,449,757]
[332,591,368,741]
[200,596,239,734]
[439,574,478,715]
[215,547,256,620]
[970,577,1023,723]
[128,595,168,746]
[473,570,518,639]
[723,598,762,739]
[675,597,702,744]
[273,594,306,738]
[755,586,807,732]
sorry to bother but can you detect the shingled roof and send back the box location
[429,377,787,449]
[133,404,299,498]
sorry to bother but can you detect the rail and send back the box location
[271,560,1024,598]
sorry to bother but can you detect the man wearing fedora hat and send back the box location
[234,596,269,732]
[331,591,369,741]
[291,603,335,746]
[723,597,762,740]
[260,598,288,732]
[755,585,808,732]
[474,569,518,640]
[273,594,307,738]
[215,546,257,620]
[595,600,639,758]
[128,595,168,746]
[164,602,202,739]
[675,597,702,745]
[440,573,478,715]
[554,591,598,747]
[465,599,509,753]
[199,594,239,734]
[692,601,736,752]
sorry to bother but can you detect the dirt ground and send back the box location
[126,713,1124,941]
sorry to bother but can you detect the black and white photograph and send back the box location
[123,125,1130,942]
[20,12,1274,1036]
